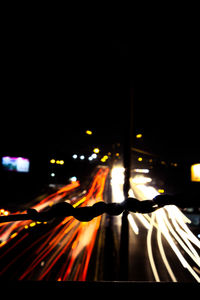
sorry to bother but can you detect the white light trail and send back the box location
[128,214,139,235]
[135,213,151,230]
[156,227,177,282]
[159,208,200,269]
[165,205,200,249]
[111,166,125,203]
[131,181,200,282]
[111,167,200,282]
[156,209,200,282]
[132,176,152,184]
[134,169,150,173]
[147,213,160,282]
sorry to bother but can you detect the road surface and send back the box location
[110,165,200,282]
[0,165,200,282]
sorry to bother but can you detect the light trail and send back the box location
[147,212,160,282]
[135,213,151,230]
[0,181,80,244]
[156,208,200,282]
[165,207,200,266]
[128,214,139,235]
[156,226,177,282]
[1,165,200,282]
[130,174,200,282]
[0,167,109,281]
[110,166,125,203]
[110,167,200,282]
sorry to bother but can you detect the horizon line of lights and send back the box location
[72,154,97,161]
[72,152,113,163]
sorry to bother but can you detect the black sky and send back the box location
[1,20,199,162]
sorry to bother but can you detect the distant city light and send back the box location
[93,148,100,154]
[80,155,85,160]
[72,154,78,159]
[172,163,178,167]
[101,155,109,163]
[138,157,143,162]
[50,159,64,165]
[86,130,92,135]
[136,133,143,139]
[53,160,65,165]
[51,173,55,177]
[69,176,77,182]
[88,153,97,161]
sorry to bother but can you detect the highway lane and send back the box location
[110,165,200,282]
[130,171,200,282]
[0,166,109,281]
[0,164,200,282]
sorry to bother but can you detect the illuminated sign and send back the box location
[2,156,30,173]
[191,164,200,182]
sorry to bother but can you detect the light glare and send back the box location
[191,163,200,182]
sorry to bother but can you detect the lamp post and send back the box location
[119,83,134,280]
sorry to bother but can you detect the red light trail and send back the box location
[0,167,109,281]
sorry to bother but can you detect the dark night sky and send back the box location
[1,20,199,163]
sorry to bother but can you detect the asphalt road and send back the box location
[0,165,200,283]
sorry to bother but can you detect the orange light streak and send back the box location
[0,167,109,281]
